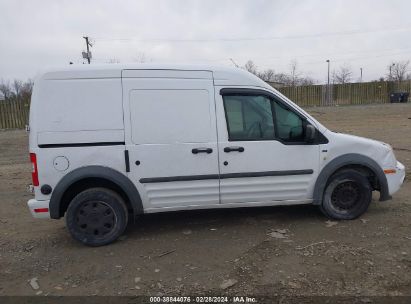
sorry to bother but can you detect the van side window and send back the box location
[223,93,306,143]
[272,101,304,142]
[223,95,275,141]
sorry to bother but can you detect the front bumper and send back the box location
[386,161,406,196]
[27,199,51,219]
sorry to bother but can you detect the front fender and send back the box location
[313,153,390,205]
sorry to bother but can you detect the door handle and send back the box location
[192,148,213,154]
[224,146,245,153]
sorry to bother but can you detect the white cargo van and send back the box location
[27,64,405,246]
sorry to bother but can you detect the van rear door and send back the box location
[122,70,220,210]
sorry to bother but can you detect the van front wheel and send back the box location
[66,188,128,246]
[320,169,372,220]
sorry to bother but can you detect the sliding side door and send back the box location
[122,70,220,211]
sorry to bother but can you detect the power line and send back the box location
[214,46,411,66]
[88,45,411,67]
[187,47,411,67]
[300,49,411,66]
[263,46,411,61]
[93,26,411,43]
[89,48,411,74]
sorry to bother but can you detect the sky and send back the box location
[1,0,411,83]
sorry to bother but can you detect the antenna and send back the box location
[229,58,239,68]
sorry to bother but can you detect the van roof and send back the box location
[38,63,272,88]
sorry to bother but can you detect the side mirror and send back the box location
[305,124,316,143]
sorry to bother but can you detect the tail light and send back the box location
[30,153,39,186]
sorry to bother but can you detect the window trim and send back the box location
[220,88,328,145]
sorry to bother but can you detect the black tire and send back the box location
[320,169,372,220]
[66,188,128,246]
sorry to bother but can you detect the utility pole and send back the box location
[326,59,330,105]
[82,36,92,64]
[360,67,363,82]
[389,63,395,81]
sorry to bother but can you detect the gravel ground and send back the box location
[0,103,410,297]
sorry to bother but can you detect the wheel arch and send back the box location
[49,166,144,219]
[313,153,390,205]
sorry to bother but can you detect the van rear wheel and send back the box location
[66,188,128,246]
[320,169,372,220]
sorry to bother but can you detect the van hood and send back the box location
[327,131,396,168]
[334,132,392,150]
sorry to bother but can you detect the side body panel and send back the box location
[122,70,220,211]
[30,76,127,202]
[215,86,320,204]
[32,77,124,145]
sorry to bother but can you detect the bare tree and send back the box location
[288,59,302,86]
[0,79,12,99]
[21,79,34,101]
[284,60,316,86]
[272,73,290,85]
[298,76,316,85]
[13,79,23,100]
[0,78,33,102]
[387,60,410,81]
[258,69,276,82]
[241,59,317,86]
[107,58,120,64]
[333,64,353,84]
[243,60,258,75]
[134,52,148,63]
